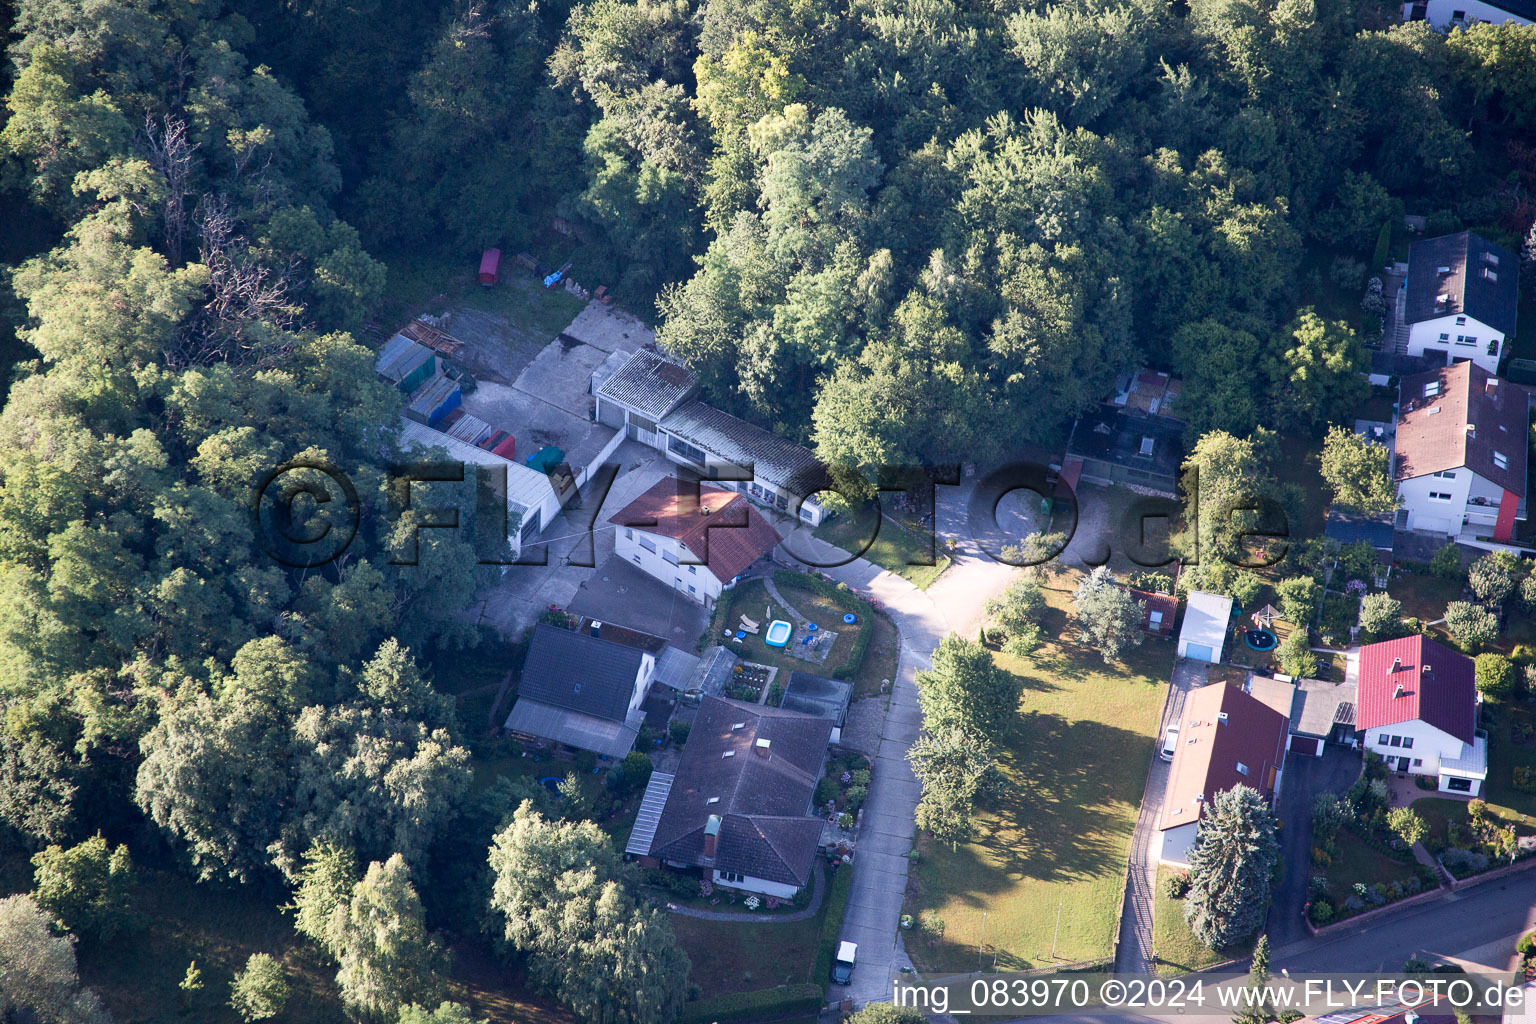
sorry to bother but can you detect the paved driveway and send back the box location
[1264,744,1363,946]
[1115,658,1206,972]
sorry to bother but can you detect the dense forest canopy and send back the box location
[0,0,1534,1017]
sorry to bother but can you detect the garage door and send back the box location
[1184,642,1213,662]
[1289,736,1319,756]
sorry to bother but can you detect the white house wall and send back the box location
[712,870,801,899]
[1398,471,1471,535]
[614,527,723,606]
[1158,822,1198,868]
[1402,0,1533,27]
[1363,717,1466,776]
[1405,315,1503,374]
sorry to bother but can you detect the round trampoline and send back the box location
[1245,628,1278,652]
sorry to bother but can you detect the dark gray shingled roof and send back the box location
[1404,231,1519,337]
[513,623,647,723]
[647,696,832,886]
[660,400,828,494]
[780,671,854,727]
[596,349,698,421]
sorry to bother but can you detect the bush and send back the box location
[1415,775,1438,790]
[845,785,867,811]
[1476,653,1516,699]
[815,776,839,807]
[1161,872,1191,900]
[1430,544,1462,579]
[669,720,691,745]
[679,985,823,1024]
[1445,601,1499,652]
[1372,221,1393,270]
[813,866,855,984]
[229,953,290,1022]
[1309,899,1335,925]
[1514,766,1536,793]
[1440,847,1491,875]
[1278,629,1318,678]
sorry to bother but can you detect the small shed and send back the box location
[1177,590,1233,663]
[491,434,518,460]
[479,248,501,286]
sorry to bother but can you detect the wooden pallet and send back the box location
[399,319,465,357]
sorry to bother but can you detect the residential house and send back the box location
[626,695,833,897]
[1402,0,1532,29]
[1393,362,1530,542]
[1399,232,1519,373]
[1177,591,1233,663]
[1158,682,1290,867]
[503,623,657,758]
[609,477,784,608]
[595,348,827,525]
[1357,635,1486,795]
[1062,370,1186,496]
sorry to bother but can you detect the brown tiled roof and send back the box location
[609,477,783,583]
[1158,682,1289,832]
[648,696,832,886]
[1395,362,1530,496]
[1130,589,1177,635]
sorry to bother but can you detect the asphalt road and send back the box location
[1264,745,1362,947]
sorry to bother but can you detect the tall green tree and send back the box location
[914,635,1022,744]
[0,894,109,1024]
[1184,785,1280,949]
[30,835,137,941]
[1070,566,1145,663]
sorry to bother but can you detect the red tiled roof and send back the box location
[1395,362,1530,496]
[1357,635,1476,745]
[1131,589,1177,635]
[1159,682,1289,831]
[609,477,783,584]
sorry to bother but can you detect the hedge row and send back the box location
[813,863,856,985]
[680,984,823,1024]
[773,570,880,681]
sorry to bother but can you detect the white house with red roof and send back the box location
[609,476,784,608]
[1356,635,1486,795]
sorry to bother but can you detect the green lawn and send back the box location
[375,248,587,343]
[1320,828,1423,908]
[668,899,828,996]
[708,578,886,689]
[1386,572,1463,625]
[815,512,950,590]
[1152,868,1239,976]
[905,587,1172,971]
[1481,705,1536,821]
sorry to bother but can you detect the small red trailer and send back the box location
[478,248,501,286]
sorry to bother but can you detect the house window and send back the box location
[1425,381,1442,397]
[1486,252,1501,266]
[625,528,633,540]
[1236,762,1250,776]
[1494,452,1509,469]
[688,565,697,574]
[1377,734,1390,745]
[1455,335,1476,346]
[667,435,708,465]
[1456,316,1467,325]
[663,549,679,566]
[1438,333,1450,342]
[1401,736,1413,749]
[639,536,657,554]
[1434,470,1456,479]
[688,584,696,594]
[1389,735,1402,747]
[1149,610,1163,628]
[1413,759,1423,767]
[1430,492,1453,501]
[632,555,641,565]
[1447,777,1473,793]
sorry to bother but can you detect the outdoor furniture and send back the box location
[739,615,761,630]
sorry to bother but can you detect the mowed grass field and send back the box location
[905,583,1173,971]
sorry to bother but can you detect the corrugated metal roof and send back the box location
[396,417,553,523]
[596,349,698,420]
[504,698,643,759]
[654,646,701,690]
[660,401,824,492]
[625,771,675,856]
[1178,591,1232,653]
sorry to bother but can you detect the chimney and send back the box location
[590,620,602,638]
[1395,683,1406,698]
[754,738,771,759]
[703,814,721,858]
[1391,657,1401,672]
